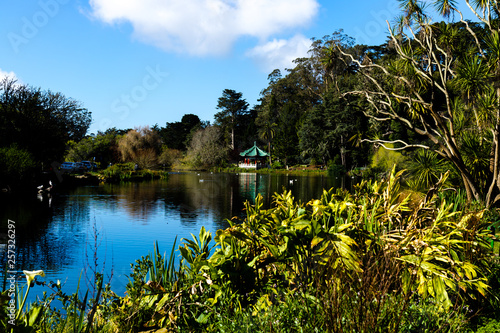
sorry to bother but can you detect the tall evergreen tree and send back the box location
[214,89,249,150]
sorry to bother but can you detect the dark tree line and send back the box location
[0,78,91,187]
[156,114,205,151]
[202,31,375,170]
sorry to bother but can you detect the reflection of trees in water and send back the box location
[238,173,272,206]
[0,192,87,273]
[266,174,344,205]
[0,173,347,292]
[0,173,344,280]
[159,172,342,232]
[88,182,165,223]
[111,182,162,223]
[161,173,246,230]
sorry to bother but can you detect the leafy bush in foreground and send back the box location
[101,168,493,332]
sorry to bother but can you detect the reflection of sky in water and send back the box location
[0,172,342,303]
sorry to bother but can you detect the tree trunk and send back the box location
[486,86,500,207]
[340,135,346,167]
[231,128,235,150]
[448,151,482,202]
[268,141,272,165]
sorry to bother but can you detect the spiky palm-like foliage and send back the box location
[407,149,450,191]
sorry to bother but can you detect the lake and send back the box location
[0,171,345,301]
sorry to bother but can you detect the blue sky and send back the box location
[0,0,468,135]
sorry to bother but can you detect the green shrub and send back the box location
[327,162,345,177]
[271,161,283,169]
[137,169,155,180]
[100,163,135,182]
[100,163,168,183]
[371,143,406,171]
[475,318,500,333]
[0,144,38,185]
[398,298,469,332]
[214,290,325,333]
[405,149,450,192]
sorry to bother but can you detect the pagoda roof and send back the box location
[240,142,269,157]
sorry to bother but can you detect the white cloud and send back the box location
[0,69,19,82]
[87,0,319,56]
[245,34,312,72]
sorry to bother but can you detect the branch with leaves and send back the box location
[337,0,500,206]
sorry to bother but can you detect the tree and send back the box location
[273,102,300,167]
[299,92,369,167]
[258,60,320,114]
[214,89,249,150]
[159,114,203,151]
[65,130,120,167]
[255,84,280,165]
[255,47,334,166]
[256,100,276,166]
[236,107,258,152]
[297,33,370,168]
[337,2,500,206]
[158,148,182,169]
[308,30,358,95]
[186,125,228,168]
[118,126,162,169]
[0,78,91,166]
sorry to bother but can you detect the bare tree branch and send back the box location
[361,139,430,151]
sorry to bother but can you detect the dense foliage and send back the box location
[0,78,91,187]
[157,114,204,151]
[336,1,500,206]
[65,128,124,168]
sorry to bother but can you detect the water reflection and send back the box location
[0,171,342,298]
[0,193,85,273]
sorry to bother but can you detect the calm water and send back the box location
[0,172,343,300]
